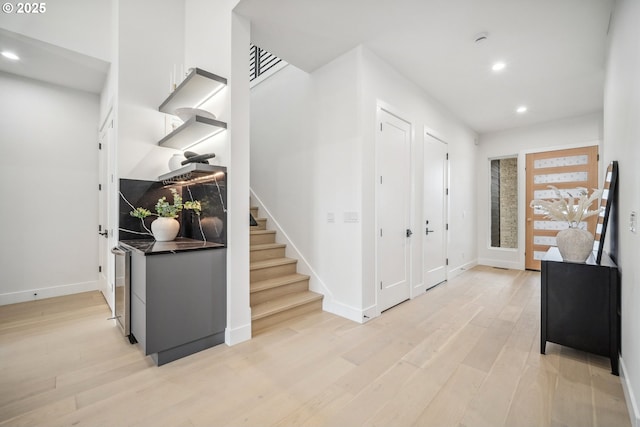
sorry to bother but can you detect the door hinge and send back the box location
[446,153,449,160]
[98,142,102,150]
[380,229,383,237]
[380,123,383,131]
[380,176,383,184]
[446,258,449,266]
[98,265,102,273]
[98,183,102,191]
[446,188,449,195]
[98,225,102,232]
[380,281,383,290]
[446,223,449,230]
[597,154,600,161]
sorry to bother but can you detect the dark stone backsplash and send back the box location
[119,175,227,245]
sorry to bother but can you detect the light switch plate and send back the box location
[630,211,637,233]
[344,211,359,223]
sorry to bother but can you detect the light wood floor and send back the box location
[0,266,630,427]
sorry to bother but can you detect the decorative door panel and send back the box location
[525,146,599,270]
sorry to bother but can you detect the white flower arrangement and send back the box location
[530,185,602,228]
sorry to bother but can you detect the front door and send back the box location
[376,108,412,311]
[423,133,448,289]
[525,145,599,270]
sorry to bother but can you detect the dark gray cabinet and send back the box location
[541,247,619,375]
[129,247,226,365]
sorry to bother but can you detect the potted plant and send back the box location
[530,185,602,262]
[130,188,201,241]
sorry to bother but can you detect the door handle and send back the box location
[406,229,413,237]
[426,228,435,235]
[99,231,108,238]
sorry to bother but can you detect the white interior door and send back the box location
[376,109,412,311]
[98,116,115,314]
[423,133,448,289]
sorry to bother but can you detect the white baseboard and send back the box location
[0,280,99,306]
[225,323,252,346]
[620,356,640,427]
[323,298,366,323]
[448,260,478,279]
[476,257,523,270]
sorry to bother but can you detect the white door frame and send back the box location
[374,104,414,314]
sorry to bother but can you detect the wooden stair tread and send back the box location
[250,243,286,251]
[251,273,310,293]
[250,257,297,271]
[251,291,323,321]
[250,229,275,235]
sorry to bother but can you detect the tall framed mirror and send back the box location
[593,161,618,263]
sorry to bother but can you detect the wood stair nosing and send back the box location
[250,229,275,235]
[250,242,286,251]
[250,257,297,271]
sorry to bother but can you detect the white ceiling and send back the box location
[235,0,613,134]
[0,28,109,94]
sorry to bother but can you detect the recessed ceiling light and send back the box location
[1,51,20,61]
[492,62,506,72]
[516,106,528,114]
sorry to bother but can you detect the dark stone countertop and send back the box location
[119,237,224,256]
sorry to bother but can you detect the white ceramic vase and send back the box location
[151,217,180,242]
[168,154,184,171]
[556,227,594,263]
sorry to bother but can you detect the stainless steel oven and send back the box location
[111,246,134,343]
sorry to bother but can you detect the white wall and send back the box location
[0,0,111,62]
[603,0,640,423]
[185,0,252,345]
[251,46,478,322]
[477,113,603,269]
[251,48,363,319]
[0,72,100,304]
[359,47,478,313]
[117,0,185,181]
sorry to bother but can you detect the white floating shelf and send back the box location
[158,163,226,184]
[158,115,227,150]
[159,68,227,114]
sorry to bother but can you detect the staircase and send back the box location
[250,206,323,334]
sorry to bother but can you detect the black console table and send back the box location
[541,247,620,375]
